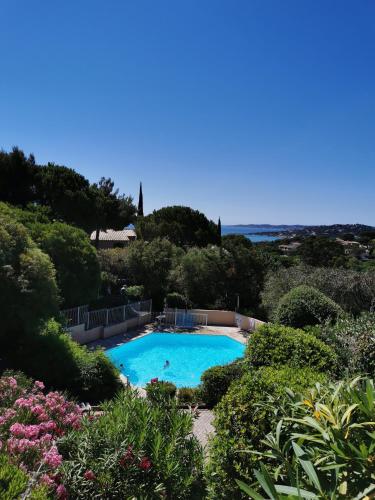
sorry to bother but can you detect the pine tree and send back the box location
[138,182,144,217]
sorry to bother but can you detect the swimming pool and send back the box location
[106,333,245,388]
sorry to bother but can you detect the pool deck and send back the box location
[87,323,248,351]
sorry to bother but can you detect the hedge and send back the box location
[274,285,343,328]
[200,359,244,407]
[246,323,338,373]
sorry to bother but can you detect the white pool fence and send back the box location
[61,299,152,330]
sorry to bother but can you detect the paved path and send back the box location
[192,410,215,448]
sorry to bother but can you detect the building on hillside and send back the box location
[90,229,137,249]
[336,238,369,259]
[278,241,301,255]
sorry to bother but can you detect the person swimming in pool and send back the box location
[163,360,170,369]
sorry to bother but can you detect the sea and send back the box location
[221,225,287,243]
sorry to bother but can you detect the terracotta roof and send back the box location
[90,229,136,241]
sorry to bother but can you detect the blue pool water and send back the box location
[106,333,245,388]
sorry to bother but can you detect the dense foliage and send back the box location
[246,324,337,373]
[318,312,375,379]
[237,377,375,500]
[0,210,59,349]
[16,319,121,403]
[30,221,101,308]
[206,366,326,498]
[136,205,220,247]
[274,285,343,327]
[298,236,346,267]
[59,389,204,499]
[200,359,244,408]
[261,264,375,316]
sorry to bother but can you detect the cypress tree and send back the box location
[218,217,222,244]
[138,182,144,217]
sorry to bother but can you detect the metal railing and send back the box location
[60,305,88,327]
[163,309,208,327]
[61,299,152,331]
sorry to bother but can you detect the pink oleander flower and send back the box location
[56,484,67,499]
[9,422,25,437]
[151,377,159,384]
[34,380,45,390]
[139,456,152,470]
[8,377,17,389]
[43,445,62,468]
[84,469,96,480]
[0,408,16,426]
[41,473,55,488]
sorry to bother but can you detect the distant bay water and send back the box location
[221,225,286,243]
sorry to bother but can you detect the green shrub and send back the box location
[146,380,177,404]
[0,454,49,500]
[59,389,203,498]
[200,359,244,408]
[15,319,121,403]
[177,387,201,405]
[246,323,337,373]
[318,312,375,378]
[274,285,343,328]
[237,377,375,500]
[125,284,144,302]
[206,366,327,499]
[166,292,191,309]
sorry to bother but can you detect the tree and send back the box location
[0,211,59,350]
[34,162,94,230]
[217,217,222,245]
[298,236,346,267]
[0,147,36,206]
[137,182,144,217]
[136,206,220,247]
[110,238,181,309]
[91,177,137,248]
[30,222,101,308]
[173,246,224,308]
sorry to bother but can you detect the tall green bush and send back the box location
[246,323,337,373]
[15,319,121,403]
[274,285,343,328]
[200,359,244,407]
[0,211,59,349]
[206,366,326,499]
[59,389,204,498]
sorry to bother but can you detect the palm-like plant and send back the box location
[236,377,375,499]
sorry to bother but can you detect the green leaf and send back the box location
[292,442,322,494]
[254,464,279,499]
[236,479,265,499]
[275,485,319,499]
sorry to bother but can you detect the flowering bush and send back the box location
[0,372,82,496]
[59,388,203,498]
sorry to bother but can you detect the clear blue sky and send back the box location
[1,1,374,225]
